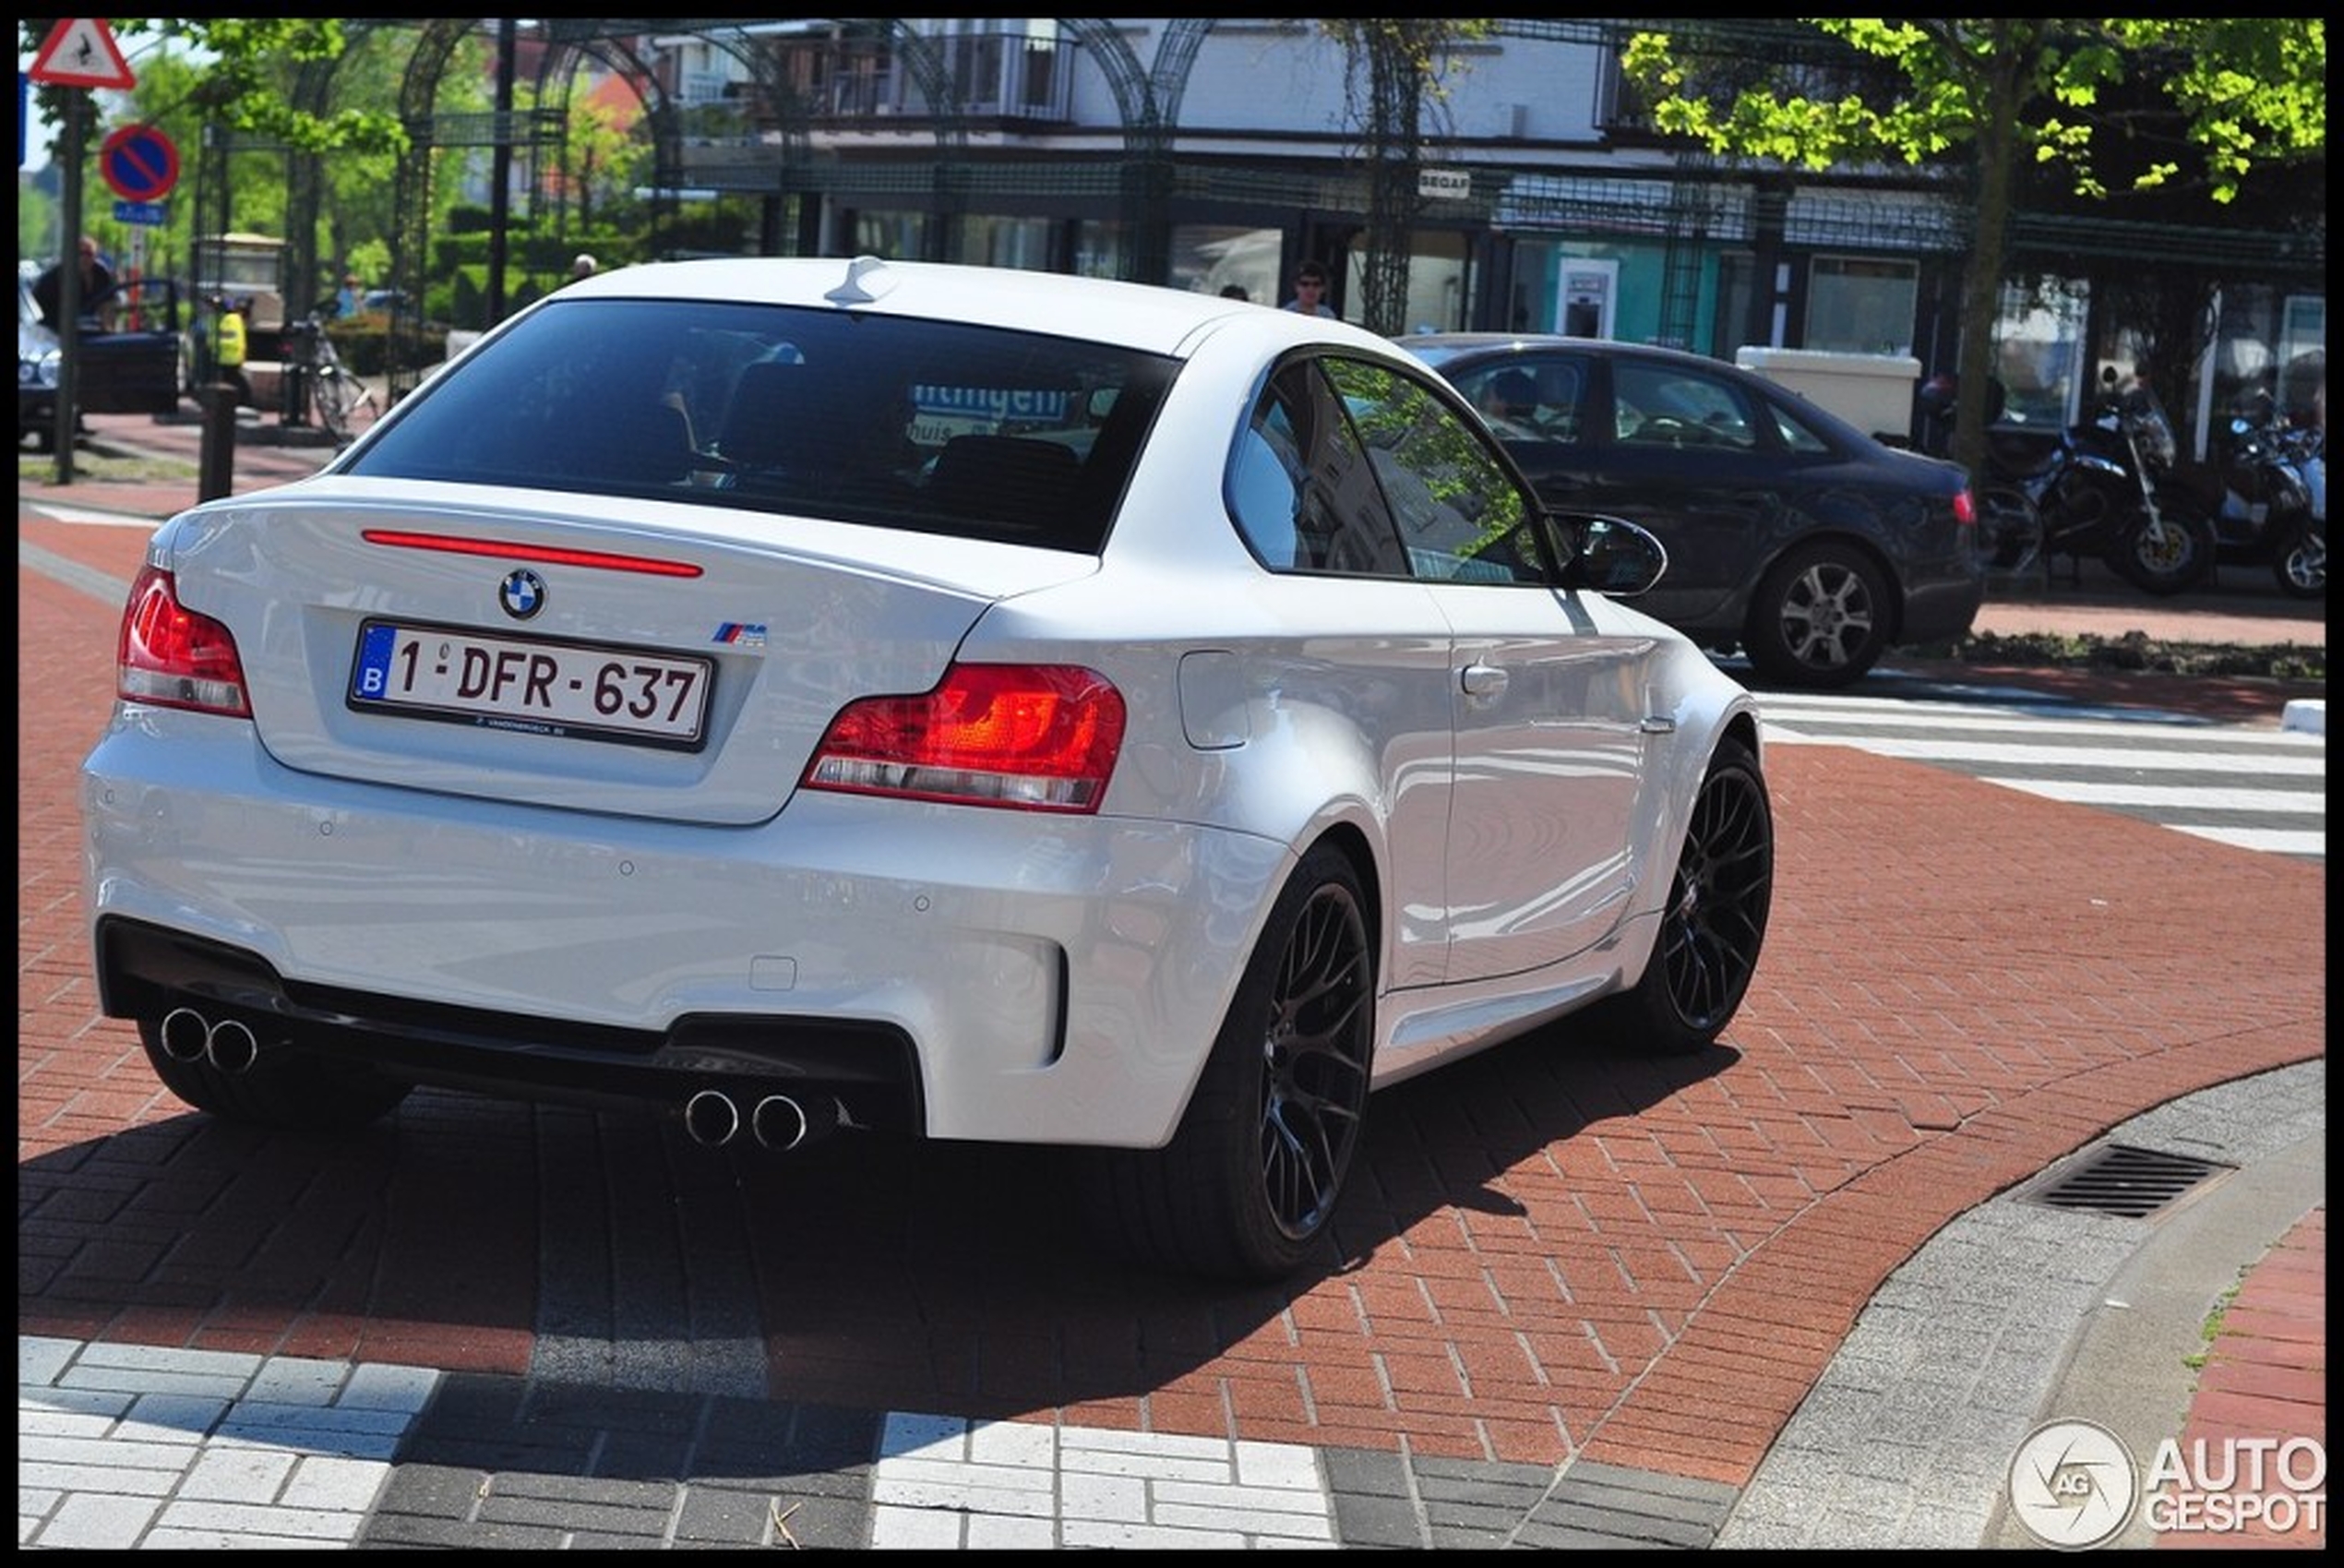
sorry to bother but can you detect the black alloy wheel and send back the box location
[1086,844,1375,1281]
[1586,736,1773,1056]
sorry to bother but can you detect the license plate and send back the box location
[349,620,713,750]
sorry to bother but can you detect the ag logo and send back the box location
[2009,1418,2136,1549]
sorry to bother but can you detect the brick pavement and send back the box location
[18,406,2327,1547]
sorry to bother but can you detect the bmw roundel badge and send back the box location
[498,569,547,620]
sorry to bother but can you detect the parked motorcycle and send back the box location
[1967,370,2218,595]
[2175,399,2323,599]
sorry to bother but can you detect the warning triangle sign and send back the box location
[30,18,138,90]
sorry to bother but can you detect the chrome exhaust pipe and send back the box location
[159,1007,213,1064]
[750,1095,808,1152]
[205,1018,260,1075]
[751,1094,838,1153]
[683,1089,740,1147]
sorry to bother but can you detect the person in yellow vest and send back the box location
[208,294,252,405]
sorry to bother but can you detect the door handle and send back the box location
[1460,663,1509,700]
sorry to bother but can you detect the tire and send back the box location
[2104,495,2218,595]
[138,1015,411,1131]
[1084,843,1375,1281]
[2270,517,2325,599]
[1742,542,1893,688]
[1974,485,2044,578]
[1585,736,1773,1056]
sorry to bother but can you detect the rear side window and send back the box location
[348,298,1178,553]
[1227,354,1550,586]
[1227,359,1409,576]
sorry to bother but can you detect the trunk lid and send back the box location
[161,478,1095,825]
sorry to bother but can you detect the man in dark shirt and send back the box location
[33,234,119,329]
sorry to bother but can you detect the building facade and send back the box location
[608,18,2321,452]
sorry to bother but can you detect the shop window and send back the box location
[1805,256,1916,355]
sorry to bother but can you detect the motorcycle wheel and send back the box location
[2269,517,2326,600]
[2104,497,2218,596]
[1974,485,2044,577]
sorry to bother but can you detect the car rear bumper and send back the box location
[1900,564,1986,645]
[83,709,1291,1148]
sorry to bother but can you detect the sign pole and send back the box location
[52,91,88,483]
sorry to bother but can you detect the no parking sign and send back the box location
[101,123,179,203]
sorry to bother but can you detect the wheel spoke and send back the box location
[1658,767,1772,1031]
[1256,885,1370,1239]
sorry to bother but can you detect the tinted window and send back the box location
[1445,355,1591,445]
[1613,361,1760,452]
[1321,357,1549,585]
[1226,359,1409,576]
[349,298,1178,552]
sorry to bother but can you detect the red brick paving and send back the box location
[2155,1208,2326,1550]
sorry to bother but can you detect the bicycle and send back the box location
[285,314,381,444]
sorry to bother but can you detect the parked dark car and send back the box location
[1401,334,1983,688]
[18,263,188,449]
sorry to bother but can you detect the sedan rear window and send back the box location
[348,298,1178,553]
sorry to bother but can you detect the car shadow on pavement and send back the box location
[17,1017,1731,1451]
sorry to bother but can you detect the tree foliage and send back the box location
[1620,19,2325,485]
[21,19,409,157]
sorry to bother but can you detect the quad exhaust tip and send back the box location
[158,1006,262,1075]
[683,1089,838,1152]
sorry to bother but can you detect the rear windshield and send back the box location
[347,298,1178,553]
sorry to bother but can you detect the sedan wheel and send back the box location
[1087,844,1374,1280]
[1587,737,1772,1055]
[1744,543,1892,688]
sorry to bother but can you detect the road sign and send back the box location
[114,199,167,226]
[102,123,178,201]
[29,18,137,90]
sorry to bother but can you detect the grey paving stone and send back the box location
[366,1460,491,1520]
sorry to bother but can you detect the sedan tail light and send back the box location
[1952,488,1978,527]
[116,566,252,718]
[804,663,1124,813]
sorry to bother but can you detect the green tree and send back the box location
[558,87,652,239]
[21,19,407,160]
[1620,19,2325,486]
[23,19,412,299]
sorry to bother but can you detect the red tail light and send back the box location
[804,664,1125,813]
[117,565,252,718]
[1952,487,1978,527]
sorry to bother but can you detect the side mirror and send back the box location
[1557,512,1667,598]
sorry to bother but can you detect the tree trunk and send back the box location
[1951,30,2027,495]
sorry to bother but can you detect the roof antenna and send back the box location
[827,255,893,305]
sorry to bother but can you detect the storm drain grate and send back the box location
[2016,1143,2233,1219]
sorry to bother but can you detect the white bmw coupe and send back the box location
[82,256,1772,1280]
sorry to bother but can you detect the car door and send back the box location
[1593,354,1782,629]
[1322,356,1662,986]
[1459,350,1785,635]
[76,277,185,416]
